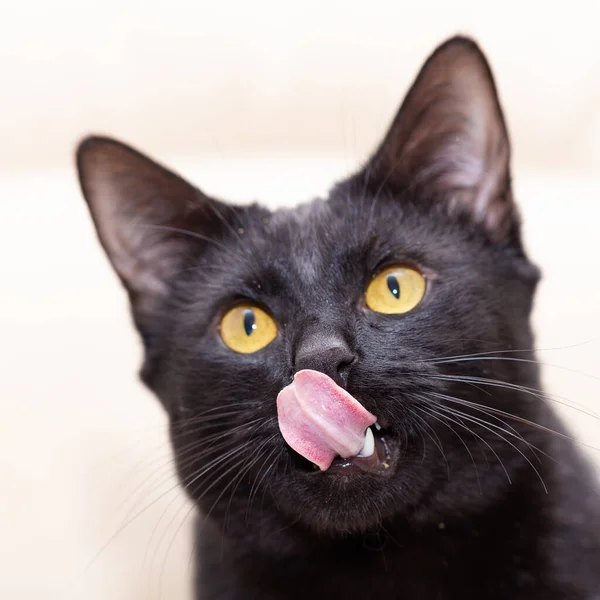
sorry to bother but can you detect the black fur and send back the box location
[76,36,600,598]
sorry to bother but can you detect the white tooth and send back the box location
[358,427,375,457]
[374,422,382,431]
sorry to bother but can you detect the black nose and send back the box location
[294,333,356,388]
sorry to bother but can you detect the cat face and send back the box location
[77,37,541,536]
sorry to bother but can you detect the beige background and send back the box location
[0,2,599,599]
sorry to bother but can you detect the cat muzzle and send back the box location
[277,369,396,474]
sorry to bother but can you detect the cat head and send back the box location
[76,37,541,538]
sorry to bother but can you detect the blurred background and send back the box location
[1,1,599,599]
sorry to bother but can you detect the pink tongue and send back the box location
[276,369,376,471]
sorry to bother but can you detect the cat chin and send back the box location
[283,498,393,536]
[273,472,507,537]
[270,469,419,535]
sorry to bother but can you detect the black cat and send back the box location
[76,36,600,598]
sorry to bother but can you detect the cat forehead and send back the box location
[261,201,336,283]
[267,197,327,231]
[259,194,410,259]
[206,198,359,293]
[239,195,485,288]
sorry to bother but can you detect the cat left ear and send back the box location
[359,36,517,243]
[76,136,237,350]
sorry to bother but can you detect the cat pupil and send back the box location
[386,275,400,299]
[243,309,256,336]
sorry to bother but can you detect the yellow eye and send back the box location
[220,304,277,353]
[365,266,426,314]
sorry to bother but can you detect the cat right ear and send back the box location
[76,136,235,345]
[353,36,518,244]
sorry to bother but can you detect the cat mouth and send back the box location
[325,424,399,475]
[278,369,400,476]
[294,423,399,476]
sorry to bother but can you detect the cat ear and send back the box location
[361,36,516,242]
[76,136,234,340]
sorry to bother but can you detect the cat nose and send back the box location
[294,334,356,388]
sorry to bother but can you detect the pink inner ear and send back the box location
[277,370,376,470]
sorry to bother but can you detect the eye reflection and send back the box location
[386,275,400,299]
